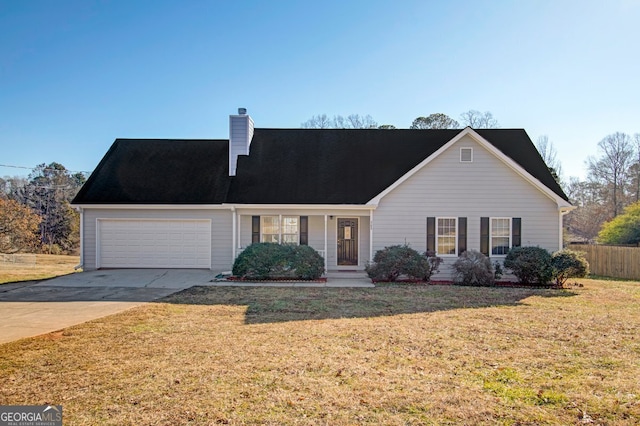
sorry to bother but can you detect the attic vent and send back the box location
[460,147,473,162]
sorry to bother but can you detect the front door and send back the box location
[337,218,358,266]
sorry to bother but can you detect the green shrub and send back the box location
[504,246,553,285]
[551,249,589,287]
[232,243,324,280]
[597,201,640,245]
[365,245,441,282]
[292,245,326,279]
[452,250,495,286]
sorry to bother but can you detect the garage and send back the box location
[97,219,211,269]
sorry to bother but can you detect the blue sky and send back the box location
[1,0,639,180]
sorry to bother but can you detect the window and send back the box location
[281,216,299,244]
[490,218,510,255]
[460,147,473,162]
[481,217,521,256]
[261,216,299,244]
[437,217,457,255]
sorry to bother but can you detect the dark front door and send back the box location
[337,218,358,266]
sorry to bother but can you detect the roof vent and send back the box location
[238,107,247,115]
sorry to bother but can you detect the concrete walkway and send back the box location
[0,269,373,344]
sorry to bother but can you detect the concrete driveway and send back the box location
[0,269,217,344]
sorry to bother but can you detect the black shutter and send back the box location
[512,218,521,248]
[300,216,308,245]
[480,217,489,256]
[251,216,260,244]
[426,217,435,253]
[458,217,467,256]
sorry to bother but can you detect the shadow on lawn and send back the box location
[159,284,577,324]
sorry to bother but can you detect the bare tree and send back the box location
[535,135,563,184]
[410,113,459,129]
[587,132,635,217]
[301,114,378,129]
[564,177,611,242]
[344,114,378,129]
[460,110,499,128]
[301,114,332,128]
[633,133,640,203]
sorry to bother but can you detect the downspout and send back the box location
[559,210,563,250]
[74,207,84,270]
[559,207,573,250]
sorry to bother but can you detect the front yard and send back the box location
[1,279,639,424]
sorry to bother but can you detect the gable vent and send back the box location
[460,147,473,162]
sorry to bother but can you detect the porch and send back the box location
[231,208,374,272]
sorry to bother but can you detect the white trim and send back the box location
[73,204,231,210]
[336,217,360,267]
[232,207,237,260]
[324,215,328,273]
[369,209,374,263]
[460,147,473,162]
[436,217,458,257]
[237,210,241,249]
[226,204,377,211]
[96,218,212,269]
[73,203,378,212]
[559,210,564,250]
[367,127,572,208]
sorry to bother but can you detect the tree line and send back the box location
[303,111,640,245]
[0,163,85,254]
[301,110,499,130]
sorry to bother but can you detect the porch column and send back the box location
[370,209,374,262]
[231,207,237,260]
[324,214,328,272]
[237,211,241,249]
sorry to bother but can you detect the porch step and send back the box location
[325,271,368,279]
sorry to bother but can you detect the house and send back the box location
[71,108,573,279]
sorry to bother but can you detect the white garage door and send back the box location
[98,219,211,268]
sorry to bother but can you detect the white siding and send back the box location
[82,209,232,271]
[373,135,561,278]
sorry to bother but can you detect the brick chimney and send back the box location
[229,108,254,176]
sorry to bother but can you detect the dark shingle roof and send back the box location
[72,129,569,205]
[72,139,230,204]
[227,128,569,203]
[227,129,459,204]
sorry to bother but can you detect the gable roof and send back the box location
[72,128,570,206]
[227,128,569,204]
[227,128,460,204]
[72,139,230,204]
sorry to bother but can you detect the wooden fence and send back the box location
[570,244,640,280]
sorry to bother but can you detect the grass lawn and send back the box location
[0,254,80,284]
[1,279,639,425]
